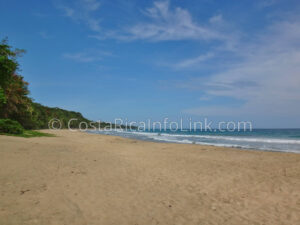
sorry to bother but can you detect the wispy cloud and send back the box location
[256,0,280,9]
[112,1,232,43]
[63,49,112,63]
[57,0,101,32]
[33,12,49,18]
[179,18,300,117]
[209,14,223,24]
[108,1,238,70]
[199,95,212,101]
[175,52,214,68]
[57,0,236,47]
[38,31,53,39]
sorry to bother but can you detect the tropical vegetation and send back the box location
[0,38,124,136]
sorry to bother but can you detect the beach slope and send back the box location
[0,130,299,225]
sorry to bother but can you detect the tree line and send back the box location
[0,38,124,133]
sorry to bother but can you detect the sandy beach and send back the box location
[0,130,299,225]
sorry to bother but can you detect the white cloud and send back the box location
[257,0,279,9]
[183,106,241,117]
[82,0,100,11]
[199,96,212,101]
[63,52,99,62]
[58,0,236,47]
[60,6,75,17]
[175,52,214,68]
[63,50,112,63]
[113,1,232,43]
[180,19,300,119]
[38,31,53,39]
[57,0,101,32]
[209,14,223,24]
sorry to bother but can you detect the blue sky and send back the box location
[1,0,300,128]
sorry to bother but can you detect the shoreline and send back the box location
[86,129,300,154]
[1,129,299,225]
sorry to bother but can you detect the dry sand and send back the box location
[0,130,300,225]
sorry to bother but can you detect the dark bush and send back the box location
[0,119,24,134]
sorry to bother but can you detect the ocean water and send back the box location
[88,129,300,153]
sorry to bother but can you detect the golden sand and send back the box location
[0,130,299,225]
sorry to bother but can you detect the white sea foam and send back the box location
[88,129,300,153]
[156,133,300,144]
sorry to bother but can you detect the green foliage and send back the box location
[0,38,25,90]
[29,102,93,129]
[0,38,110,130]
[21,130,55,137]
[0,130,55,138]
[0,38,135,132]
[1,74,32,120]
[0,118,24,134]
[0,87,6,105]
[0,38,30,122]
[28,102,116,129]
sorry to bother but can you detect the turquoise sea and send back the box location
[89,129,300,153]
